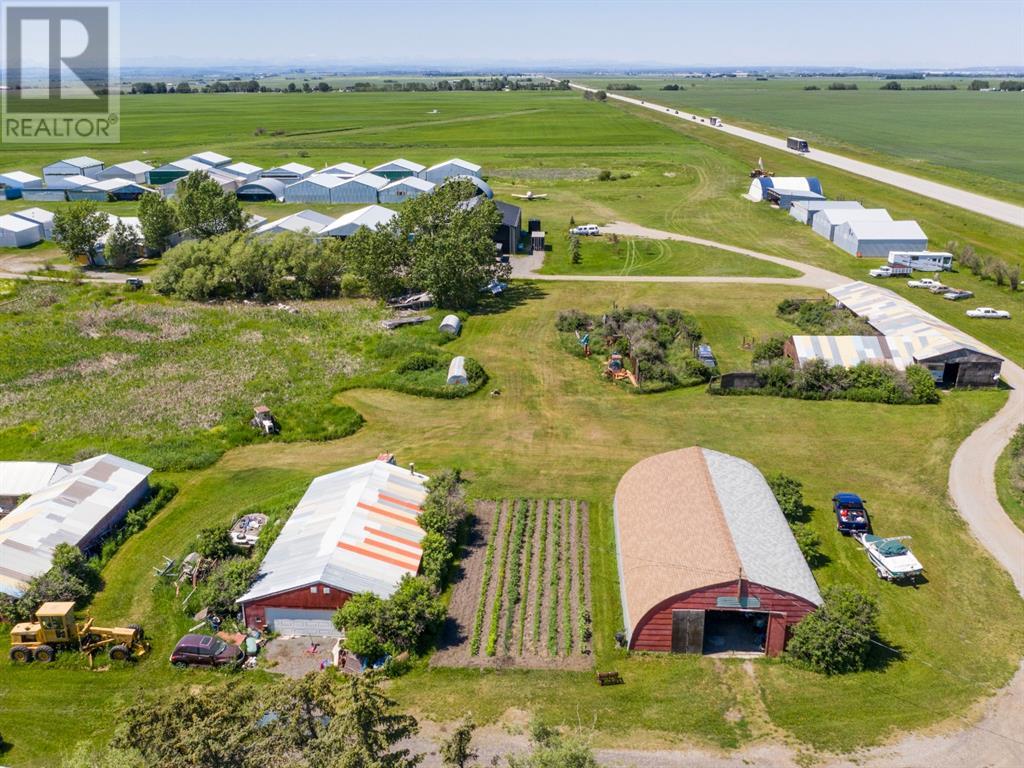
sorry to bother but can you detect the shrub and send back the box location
[340,273,367,297]
[335,575,445,656]
[194,525,236,560]
[787,586,879,674]
[555,309,590,333]
[752,337,786,363]
[420,531,453,590]
[189,557,260,617]
[791,524,825,567]
[905,364,940,403]
[762,358,795,389]
[344,624,384,659]
[767,473,806,522]
[397,352,444,374]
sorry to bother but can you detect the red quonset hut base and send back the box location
[241,583,351,631]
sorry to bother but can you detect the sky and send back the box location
[87,0,1024,69]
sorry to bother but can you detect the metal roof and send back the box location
[88,178,146,192]
[0,462,70,496]
[0,171,41,184]
[164,158,214,173]
[290,173,346,190]
[843,220,927,240]
[190,151,232,166]
[0,454,152,597]
[264,162,315,176]
[341,172,389,190]
[614,447,822,642]
[255,209,335,236]
[221,161,262,175]
[239,459,428,604]
[427,158,481,173]
[446,175,493,198]
[816,208,892,227]
[382,176,435,193]
[0,214,41,233]
[789,335,890,368]
[322,205,396,237]
[237,178,287,198]
[371,158,426,173]
[11,208,54,225]
[108,160,154,174]
[48,156,103,170]
[791,200,862,213]
[322,162,367,177]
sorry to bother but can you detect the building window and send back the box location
[323,587,331,594]
[309,586,318,594]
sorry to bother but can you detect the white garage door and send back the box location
[264,608,340,637]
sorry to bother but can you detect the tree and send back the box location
[880,80,902,90]
[174,171,245,239]
[310,675,421,768]
[420,532,453,590]
[103,220,143,268]
[176,81,192,94]
[317,81,332,92]
[787,585,880,674]
[52,201,110,265]
[766,473,806,522]
[968,79,990,91]
[194,525,235,560]
[507,722,597,768]
[287,82,297,92]
[334,576,445,655]
[594,90,607,101]
[188,557,259,617]
[439,715,477,768]
[343,225,413,300]
[138,192,178,254]
[569,235,581,265]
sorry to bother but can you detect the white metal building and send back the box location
[237,458,428,635]
[378,176,436,204]
[190,150,232,168]
[236,178,287,202]
[0,214,44,247]
[42,156,104,183]
[0,462,70,511]
[321,205,397,238]
[811,208,892,241]
[0,170,42,199]
[0,454,152,598]
[254,210,335,236]
[789,200,863,225]
[284,173,347,203]
[833,220,928,258]
[745,176,822,202]
[220,162,263,182]
[332,173,389,204]
[321,162,367,178]
[12,208,55,238]
[369,158,426,180]
[423,158,482,184]
[96,161,154,183]
[261,163,315,183]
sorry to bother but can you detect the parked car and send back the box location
[869,264,911,278]
[696,343,717,368]
[907,278,945,290]
[170,633,244,668]
[832,493,870,535]
[942,289,974,301]
[569,224,600,236]
[966,307,1011,319]
[124,278,144,290]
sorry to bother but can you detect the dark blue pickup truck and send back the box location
[832,493,870,534]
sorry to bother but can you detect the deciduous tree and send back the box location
[53,201,110,265]
[138,192,178,253]
[175,171,246,239]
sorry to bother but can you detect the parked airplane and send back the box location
[511,190,548,200]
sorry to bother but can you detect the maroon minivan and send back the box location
[170,633,244,668]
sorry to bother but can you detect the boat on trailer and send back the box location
[854,533,923,582]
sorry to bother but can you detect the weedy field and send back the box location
[576,76,1024,203]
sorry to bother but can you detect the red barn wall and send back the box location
[241,583,352,629]
[630,580,817,656]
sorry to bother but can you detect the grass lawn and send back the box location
[576,76,1024,204]
[1,280,1022,765]
[537,235,798,278]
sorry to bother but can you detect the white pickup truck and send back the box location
[869,264,911,278]
[907,278,946,290]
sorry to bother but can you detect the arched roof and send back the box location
[237,178,287,199]
[446,174,493,199]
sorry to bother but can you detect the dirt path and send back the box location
[558,80,1024,228]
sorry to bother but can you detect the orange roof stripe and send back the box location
[365,526,423,551]
[378,492,422,512]
[356,501,418,526]
[337,541,418,571]
[363,537,422,561]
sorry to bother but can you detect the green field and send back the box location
[0,88,1022,766]
[577,76,1024,203]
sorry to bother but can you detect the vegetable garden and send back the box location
[432,499,592,670]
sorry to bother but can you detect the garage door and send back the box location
[264,608,340,637]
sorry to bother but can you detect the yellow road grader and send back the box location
[8,601,148,664]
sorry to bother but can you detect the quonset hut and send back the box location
[745,176,822,203]
[614,447,821,656]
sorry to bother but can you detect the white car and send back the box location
[869,265,911,278]
[966,307,1011,319]
[907,278,945,290]
[569,224,600,236]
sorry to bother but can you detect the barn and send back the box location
[284,173,347,203]
[811,207,892,241]
[789,200,862,226]
[220,162,263,182]
[254,210,334,236]
[261,162,315,184]
[378,176,436,204]
[0,454,152,598]
[12,208,55,238]
[236,178,287,202]
[238,458,428,636]
[189,150,232,168]
[321,205,396,238]
[0,214,43,247]
[745,176,822,202]
[829,281,1003,387]
[614,447,821,656]
[42,156,104,183]
[0,171,41,199]
[423,158,483,184]
[833,220,928,258]
[332,173,389,204]
[322,162,367,178]
[96,161,154,183]
[369,158,425,181]
[784,335,891,369]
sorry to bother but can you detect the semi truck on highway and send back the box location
[787,136,810,152]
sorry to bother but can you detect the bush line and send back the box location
[469,502,502,655]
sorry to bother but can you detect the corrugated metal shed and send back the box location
[255,210,335,236]
[423,158,483,184]
[745,176,822,202]
[332,173,389,204]
[11,208,55,238]
[238,459,428,604]
[43,156,104,182]
[0,454,152,597]
[812,207,892,241]
[789,200,862,225]
[378,176,436,203]
[284,173,347,203]
[0,171,42,198]
[321,162,367,178]
[96,161,154,183]
[190,151,232,167]
[614,447,821,644]
[369,158,426,180]
[236,178,287,202]
[0,214,44,247]
[788,335,889,368]
[261,163,315,182]
[220,162,263,181]
[322,205,396,237]
[833,220,928,258]
[0,462,70,496]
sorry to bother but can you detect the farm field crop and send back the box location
[576,76,1024,203]
[433,499,592,669]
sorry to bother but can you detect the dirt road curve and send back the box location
[559,81,1024,229]
[411,660,1024,767]
[515,222,1024,596]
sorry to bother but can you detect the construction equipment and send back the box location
[250,405,279,435]
[749,157,774,179]
[8,602,149,664]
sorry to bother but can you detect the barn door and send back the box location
[671,609,705,654]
